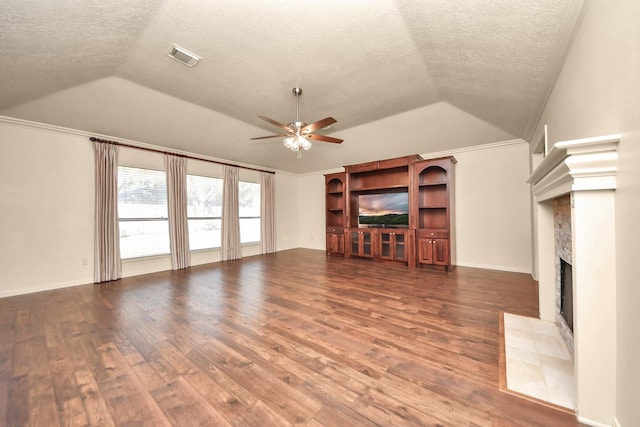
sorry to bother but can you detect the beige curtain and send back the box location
[93,141,121,283]
[260,172,276,254]
[221,165,241,261]
[165,155,190,270]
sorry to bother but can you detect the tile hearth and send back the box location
[503,313,575,410]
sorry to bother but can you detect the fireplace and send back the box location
[528,133,619,424]
[560,258,573,332]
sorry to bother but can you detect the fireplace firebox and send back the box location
[560,258,573,332]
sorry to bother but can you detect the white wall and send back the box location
[0,121,95,297]
[448,142,532,273]
[275,171,301,251]
[0,118,298,297]
[296,173,327,251]
[530,0,640,425]
[0,117,534,302]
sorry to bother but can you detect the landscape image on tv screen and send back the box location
[358,192,409,227]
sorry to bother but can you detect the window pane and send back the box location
[187,175,222,218]
[239,182,260,217]
[240,218,260,243]
[239,182,261,243]
[118,167,167,218]
[119,220,170,258]
[188,219,221,250]
[187,175,223,250]
[118,166,169,259]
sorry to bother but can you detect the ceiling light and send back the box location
[250,87,343,159]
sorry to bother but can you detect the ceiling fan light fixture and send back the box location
[300,136,312,150]
[251,87,343,159]
[284,136,296,150]
[283,135,311,152]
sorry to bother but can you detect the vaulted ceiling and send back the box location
[0,0,585,173]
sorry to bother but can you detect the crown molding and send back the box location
[420,138,527,160]
[0,115,279,174]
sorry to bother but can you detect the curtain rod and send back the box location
[89,137,275,175]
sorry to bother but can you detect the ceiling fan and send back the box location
[251,87,343,159]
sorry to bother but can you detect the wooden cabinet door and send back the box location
[418,238,434,265]
[326,233,344,255]
[418,238,449,266]
[432,238,449,265]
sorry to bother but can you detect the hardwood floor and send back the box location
[0,249,584,426]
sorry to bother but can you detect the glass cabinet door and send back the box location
[381,233,391,257]
[363,232,371,255]
[351,231,359,254]
[395,233,405,260]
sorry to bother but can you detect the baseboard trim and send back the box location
[0,279,90,299]
[457,262,531,274]
[576,415,614,427]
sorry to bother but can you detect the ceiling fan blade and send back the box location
[307,133,343,144]
[302,117,337,133]
[250,134,290,140]
[258,116,293,132]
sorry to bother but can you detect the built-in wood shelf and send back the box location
[325,154,456,270]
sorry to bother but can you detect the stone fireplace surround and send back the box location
[528,134,619,426]
[554,195,574,353]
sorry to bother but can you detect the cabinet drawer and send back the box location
[327,227,344,233]
[418,229,448,239]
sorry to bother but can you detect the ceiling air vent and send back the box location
[167,44,201,67]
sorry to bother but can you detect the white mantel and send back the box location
[528,134,620,426]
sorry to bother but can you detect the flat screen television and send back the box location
[358,192,409,228]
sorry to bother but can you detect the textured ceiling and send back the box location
[0,0,584,173]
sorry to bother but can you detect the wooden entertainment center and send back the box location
[325,154,456,271]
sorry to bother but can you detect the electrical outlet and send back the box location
[82,257,88,266]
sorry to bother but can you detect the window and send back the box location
[239,181,260,243]
[187,175,223,250]
[118,166,169,259]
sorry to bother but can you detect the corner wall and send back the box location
[529,0,640,424]
[448,142,532,273]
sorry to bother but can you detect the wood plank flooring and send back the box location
[0,249,584,426]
